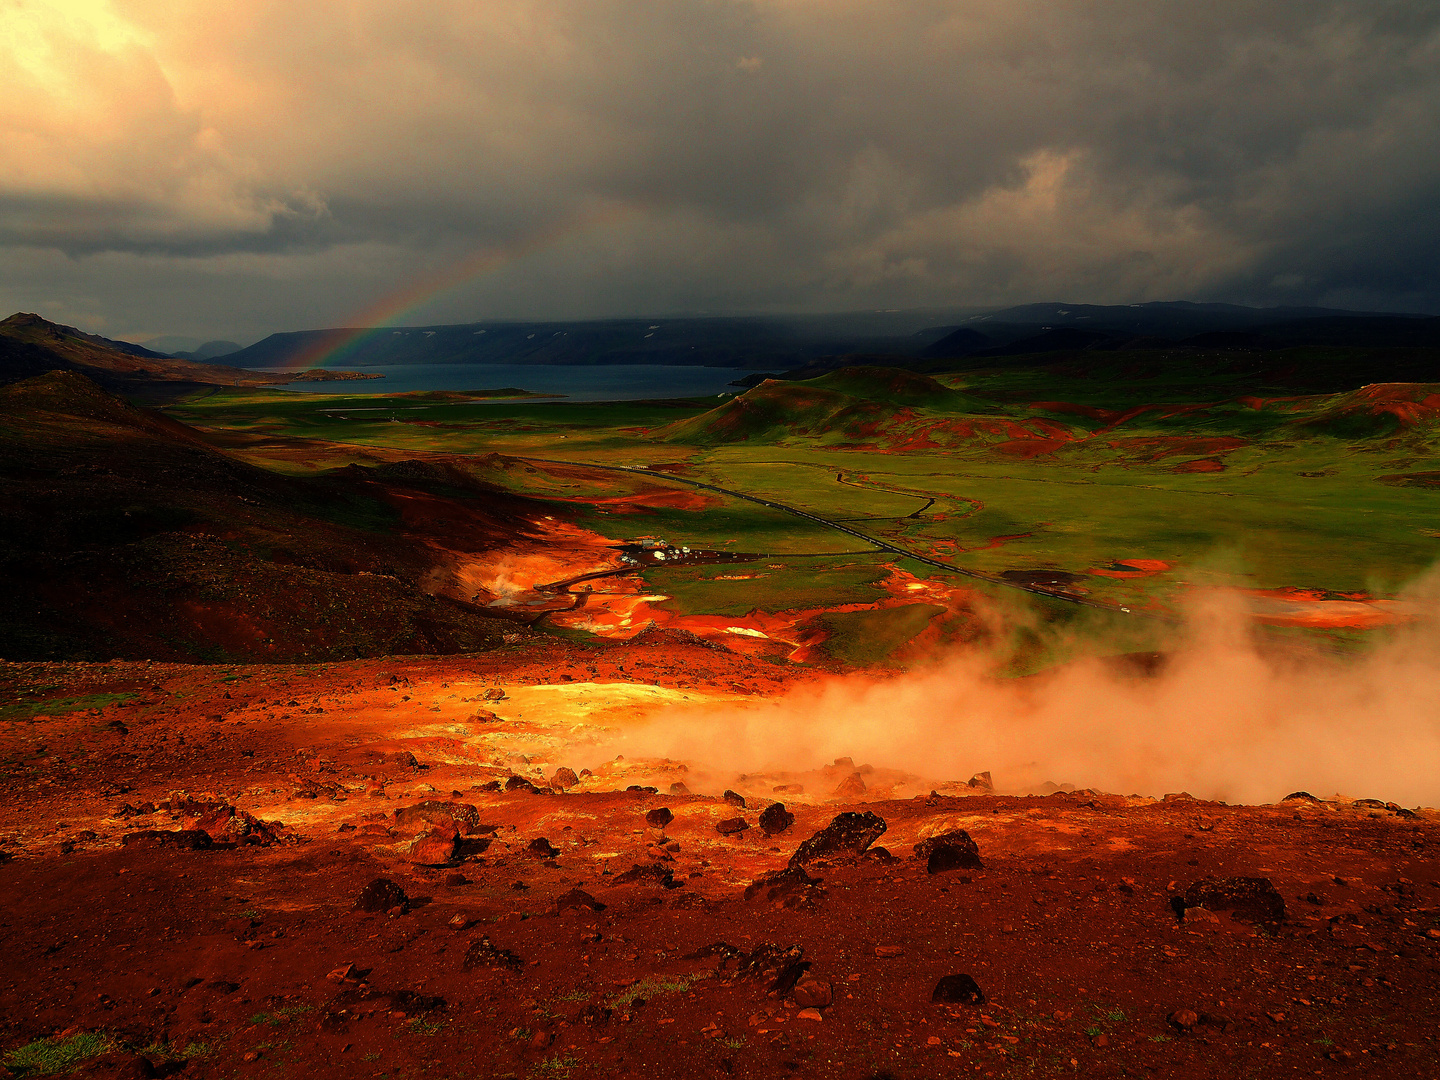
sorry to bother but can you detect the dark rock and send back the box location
[551,767,579,790]
[966,772,993,791]
[121,829,212,850]
[931,974,985,1004]
[744,866,823,906]
[669,782,690,795]
[769,960,812,997]
[355,878,410,914]
[645,807,674,829]
[385,751,419,768]
[613,862,679,888]
[482,687,506,702]
[476,779,502,792]
[1177,877,1286,929]
[577,1003,613,1026]
[462,935,523,972]
[788,811,887,868]
[832,772,866,798]
[555,888,606,913]
[715,816,749,836]
[737,942,804,980]
[723,789,747,808]
[1281,791,1322,804]
[758,802,795,836]
[865,846,896,864]
[178,799,285,846]
[914,830,983,873]
[394,800,481,835]
[626,785,658,794]
[527,837,560,858]
[504,775,538,793]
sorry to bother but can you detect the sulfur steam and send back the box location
[622,578,1440,807]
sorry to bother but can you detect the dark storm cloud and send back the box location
[2,0,1437,339]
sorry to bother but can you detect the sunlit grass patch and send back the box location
[3,1033,112,1075]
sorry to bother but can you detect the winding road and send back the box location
[518,456,1150,617]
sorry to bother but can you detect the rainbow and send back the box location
[276,208,633,371]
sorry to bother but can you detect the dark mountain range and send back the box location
[0,314,377,391]
[212,302,1437,373]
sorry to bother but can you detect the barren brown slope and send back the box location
[0,371,559,663]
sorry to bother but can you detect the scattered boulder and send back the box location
[758,802,794,836]
[394,800,482,836]
[914,829,983,873]
[716,816,750,836]
[551,767,579,790]
[504,775,538,793]
[462,935,523,972]
[737,942,805,981]
[788,811,887,868]
[773,783,804,794]
[355,878,409,914]
[407,828,459,865]
[931,974,985,1004]
[385,750,419,768]
[645,807,674,829]
[613,862,679,888]
[1175,877,1286,930]
[178,798,284,846]
[831,772,866,798]
[669,781,690,795]
[1281,791,1322,804]
[743,866,824,908]
[555,889,606,914]
[482,687,506,702]
[791,977,833,1008]
[723,789,747,808]
[121,829,212,851]
[527,837,559,858]
[626,785,659,794]
[966,772,993,791]
[1169,1008,1199,1030]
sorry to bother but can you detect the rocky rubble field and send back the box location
[3,640,1440,1079]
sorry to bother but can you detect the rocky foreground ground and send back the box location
[2,638,1439,1079]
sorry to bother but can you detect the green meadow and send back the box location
[163,357,1440,658]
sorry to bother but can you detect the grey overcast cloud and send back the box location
[2,0,1439,342]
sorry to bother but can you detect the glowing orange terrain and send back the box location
[4,646,1440,1080]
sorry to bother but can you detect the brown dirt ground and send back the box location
[3,646,1440,1080]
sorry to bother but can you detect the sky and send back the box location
[2,0,1438,343]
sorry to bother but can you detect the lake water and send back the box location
[265,363,764,401]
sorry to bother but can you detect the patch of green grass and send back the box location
[531,1054,580,1078]
[811,603,946,666]
[0,692,138,723]
[606,972,706,1009]
[249,1005,312,1026]
[3,1033,112,1075]
[405,1016,447,1037]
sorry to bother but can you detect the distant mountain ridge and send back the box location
[0,313,378,390]
[214,302,1437,371]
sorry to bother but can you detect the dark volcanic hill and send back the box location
[0,314,376,390]
[0,371,553,662]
